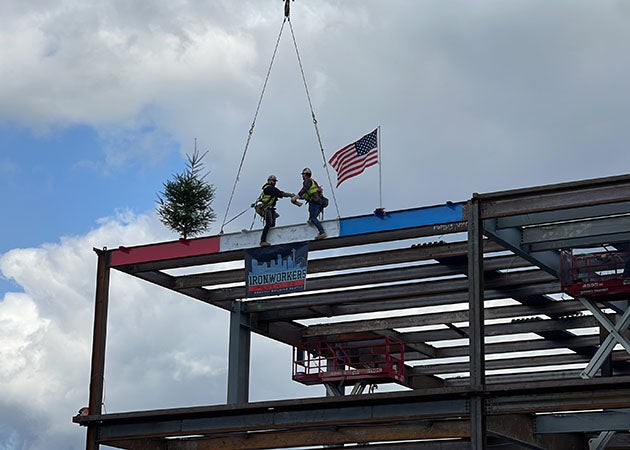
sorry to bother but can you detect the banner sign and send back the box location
[245,242,309,298]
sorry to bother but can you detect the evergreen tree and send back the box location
[157,147,216,239]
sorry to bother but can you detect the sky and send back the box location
[1,0,630,448]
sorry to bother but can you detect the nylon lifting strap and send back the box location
[220,7,340,233]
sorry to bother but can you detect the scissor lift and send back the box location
[560,248,630,384]
[560,249,630,298]
[293,335,405,386]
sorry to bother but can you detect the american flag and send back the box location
[329,128,379,187]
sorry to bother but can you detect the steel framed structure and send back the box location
[74,174,630,449]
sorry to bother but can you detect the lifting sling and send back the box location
[220,1,340,234]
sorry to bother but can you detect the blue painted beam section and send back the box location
[339,202,465,237]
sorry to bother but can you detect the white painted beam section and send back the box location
[220,219,340,251]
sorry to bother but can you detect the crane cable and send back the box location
[220,3,340,233]
[287,18,341,219]
[220,18,287,234]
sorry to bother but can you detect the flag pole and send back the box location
[378,125,383,210]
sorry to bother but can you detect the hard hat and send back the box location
[268,175,278,181]
[301,167,311,175]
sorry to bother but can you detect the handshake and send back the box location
[290,195,303,207]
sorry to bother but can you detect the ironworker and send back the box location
[294,167,327,240]
[255,175,296,247]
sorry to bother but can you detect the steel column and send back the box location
[227,301,251,404]
[468,196,486,449]
[86,248,112,450]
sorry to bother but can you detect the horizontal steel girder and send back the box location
[536,410,630,433]
[475,174,630,219]
[302,298,584,337]
[248,269,556,317]
[494,201,630,229]
[521,215,630,252]
[115,222,468,273]
[74,377,630,447]
[105,420,471,450]
[90,398,470,441]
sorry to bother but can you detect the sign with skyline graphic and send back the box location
[245,242,309,298]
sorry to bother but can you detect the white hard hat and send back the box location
[301,167,311,175]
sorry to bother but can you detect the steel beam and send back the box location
[476,174,630,219]
[91,398,470,441]
[488,414,582,450]
[483,217,561,276]
[590,431,616,450]
[114,221,468,273]
[107,421,471,450]
[249,269,555,317]
[74,376,630,449]
[487,387,630,414]
[86,248,111,450]
[411,350,630,376]
[303,299,584,337]
[174,239,496,290]
[495,201,630,229]
[467,197,486,449]
[404,314,598,343]
[256,280,560,323]
[522,216,630,248]
[578,297,630,379]
[227,301,250,404]
[438,332,598,359]
[536,411,630,434]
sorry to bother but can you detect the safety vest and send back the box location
[259,183,278,208]
[303,178,321,201]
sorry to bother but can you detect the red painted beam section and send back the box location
[110,236,221,267]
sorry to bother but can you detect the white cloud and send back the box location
[0,209,317,448]
[0,212,168,447]
[4,0,630,196]
[0,0,257,130]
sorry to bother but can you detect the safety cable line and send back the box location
[288,19,341,219]
[223,206,253,229]
[220,18,287,233]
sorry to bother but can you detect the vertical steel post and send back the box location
[86,248,111,450]
[467,196,486,449]
[227,300,251,404]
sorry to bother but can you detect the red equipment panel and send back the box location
[560,249,630,298]
[292,335,405,386]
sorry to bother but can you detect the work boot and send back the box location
[274,212,280,218]
[315,232,327,240]
[260,241,270,247]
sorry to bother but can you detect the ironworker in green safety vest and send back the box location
[256,175,296,247]
[295,167,327,240]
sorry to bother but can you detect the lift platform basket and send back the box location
[560,249,630,298]
[292,335,405,386]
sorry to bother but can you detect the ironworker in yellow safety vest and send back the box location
[294,167,327,240]
[257,175,296,247]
